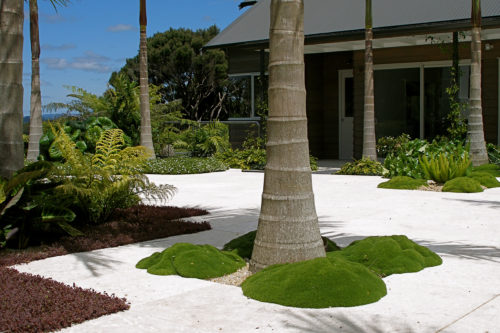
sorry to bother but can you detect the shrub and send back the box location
[384,137,469,179]
[173,121,230,157]
[53,127,175,224]
[467,172,500,188]
[0,161,80,249]
[442,177,483,193]
[141,157,228,174]
[376,133,411,158]
[419,150,471,183]
[336,157,385,176]
[472,163,500,177]
[377,176,428,190]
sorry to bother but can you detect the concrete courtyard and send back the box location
[14,169,500,332]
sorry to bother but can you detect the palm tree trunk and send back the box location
[139,0,155,156]
[26,0,43,162]
[468,0,488,166]
[363,0,377,160]
[0,0,24,178]
[249,0,325,273]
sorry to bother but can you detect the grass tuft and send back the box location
[467,171,500,188]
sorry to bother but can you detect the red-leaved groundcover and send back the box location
[0,205,210,332]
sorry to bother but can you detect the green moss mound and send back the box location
[442,177,483,193]
[331,235,442,277]
[222,231,340,259]
[241,257,386,308]
[377,176,428,190]
[472,164,500,177]
[468,171,500,188]
[136,243,245,279]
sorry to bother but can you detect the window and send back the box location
[227,73,268,119]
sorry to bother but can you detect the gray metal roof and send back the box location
[206,0,500,48]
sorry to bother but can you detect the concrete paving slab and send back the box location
[12,169,500,332]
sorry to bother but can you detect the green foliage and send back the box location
[467,172,500,188]
[330,235,442,277]
[336,157,385,176]
[140,157,229,175]
[173,121,230,157]
[0,161,80,249]
[222,230,340,260]
[376,133,411,158]
[442,177,483,193]
[384,137,469,179]
[419,150,471,183]
[118,26,230,121]
[150,99,184,154]
[472,163,500,177]
[52,127,174,224]
[445,73,468,141]
[216,136,318,171]
[39,116,123,160]
[377,176,428,190]
[241,256,387,308]
[136,243,246,279]
[487,143,500,165]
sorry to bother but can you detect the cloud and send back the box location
[41,51,112,73]
[107,24,137,32]
[42,43,77,51]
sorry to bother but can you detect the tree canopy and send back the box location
[115,25,229,121]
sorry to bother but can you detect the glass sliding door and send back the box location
[374,68,420,139]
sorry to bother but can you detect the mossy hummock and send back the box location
[241,256,387,308]
[222,230,340,259]
[468,171,500,188]
[136,243,246,279]
[377,176,428,190]
[330,235,443,277]
[472,164,500,177]
[442,177,483,193]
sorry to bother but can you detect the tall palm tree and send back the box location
[362,0,377,160]
[26,0,69,162]
[468,0,488,166]
[139,0,155,156]
[249,0,326,273]
[0,0,24,178]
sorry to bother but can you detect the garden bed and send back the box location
[0,204,210,332]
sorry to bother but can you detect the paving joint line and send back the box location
[435,294,500,332]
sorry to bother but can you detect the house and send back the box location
[205,0,500,159]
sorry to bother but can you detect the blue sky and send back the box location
[22,0,245,116]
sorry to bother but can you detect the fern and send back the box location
[420,152,471,183]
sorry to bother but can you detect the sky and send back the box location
[21,0,246,116]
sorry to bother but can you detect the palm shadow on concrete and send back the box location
[416,240,500,263]
[280,311,423,333]
[444,198,500,209]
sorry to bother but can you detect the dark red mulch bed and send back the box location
[0,204,210,333]
[0,267,129,333]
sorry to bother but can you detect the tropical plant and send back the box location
[336,157,385,176]
[173,121,230,157]
[363,0,377,160]
[468,0,488,166]
[486,143,500,165]
[0,161,80,249]
[445,68,468,142]
[52,126,174,224]
[250,0,326,273]
[419,151,472,183]
[0,0,25,178]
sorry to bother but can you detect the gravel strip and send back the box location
[209,263,252,286]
